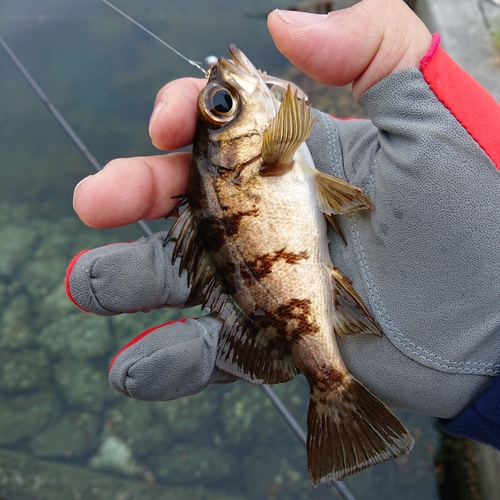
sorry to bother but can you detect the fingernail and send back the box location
[73,175,92,211]
[149,100,166,139]
[273,9,327,25]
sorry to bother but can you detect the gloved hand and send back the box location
[66,238,235,401]
[68,0,500,420]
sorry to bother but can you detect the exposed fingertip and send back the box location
[148,100,166,143]
[149,78,205,151]
[72,175,94,221]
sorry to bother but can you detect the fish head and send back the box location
[195,45,277,171]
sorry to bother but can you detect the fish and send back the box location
[166,45,414,486]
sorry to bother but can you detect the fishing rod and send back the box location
[1,6,357,498]
[0,36,153,239]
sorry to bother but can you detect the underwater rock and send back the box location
[89,434,142,477]
[37,281,80,327]
[0,224,38,278]
[243,447,307,500]
[154,387,218,436]
[38,313,112,360]
[31,411,100,459]
[104,398,171,458]
[221,380,307,447]
[0,294,37,349]
[0,448,246,500]
[152,443,232,485]
[0,349,50,392]
[21,250,68,300]
[54,358,116,412]
[0,390,60,445]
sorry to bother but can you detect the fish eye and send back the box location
[211,89,233,115]
[199,83,240,127]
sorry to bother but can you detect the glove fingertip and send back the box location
[108,318,190,374]
[65,249,90,312]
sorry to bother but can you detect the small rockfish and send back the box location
[167,45,413,486]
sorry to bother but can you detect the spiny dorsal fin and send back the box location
[166,198,200,288]
[258,70,309,100]
[330,266,383,337]
[260,86,315,177]
[314,170,373,215]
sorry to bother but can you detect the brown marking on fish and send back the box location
[197,216,227,252]
[255,298,319,356]
[309,365,345,393]
[247,248,309,279]
[225,208,260,235]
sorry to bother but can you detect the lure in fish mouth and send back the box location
[167,45,414,486]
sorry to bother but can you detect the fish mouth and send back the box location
[211,45,264,94]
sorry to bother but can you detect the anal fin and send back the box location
[307,375,413,486]
[215,301,298,385]
[331,266,383,337]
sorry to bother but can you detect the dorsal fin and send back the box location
[260,86,315,177]
[258,70,308,100]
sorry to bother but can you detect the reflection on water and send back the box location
[0,0,439,498]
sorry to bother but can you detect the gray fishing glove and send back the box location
[66,42,500,419]
[67,239,233,401]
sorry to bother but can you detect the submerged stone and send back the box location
[105,398,170,459]
[0,349,50,392]
[37,281,80,327]
[31,411,100,459]
[0,390,60,445]
[0,295,37,349]
[152,443,232,485]
[0,225,38,278]
[89,434,142,477]
[154,388,218,436]
[54,358,116,412]
[0,448,246,500]
[38,313,112,360]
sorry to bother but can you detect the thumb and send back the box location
[267,0,432,99]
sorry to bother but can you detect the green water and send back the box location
[0,1,440,498]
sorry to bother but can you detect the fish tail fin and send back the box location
[306,375,413,486]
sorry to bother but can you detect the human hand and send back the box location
[73,0,431,228]
[69,0,500,419]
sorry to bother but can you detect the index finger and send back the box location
[149,77,206,150]
[73,78,207,228]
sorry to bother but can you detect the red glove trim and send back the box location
[420,34,500,171]
[109,317,190,372]
[65,249,90,312]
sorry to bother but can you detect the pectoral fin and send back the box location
[260,86,315,177]
[314,170,373,215]
[330,266,383,337]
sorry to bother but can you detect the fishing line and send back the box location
[1,12,357,499]
[100,0,207,75]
